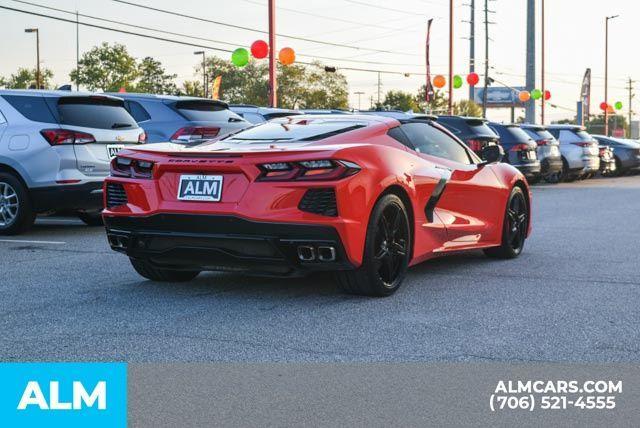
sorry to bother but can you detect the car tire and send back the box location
[335,194,411,297]
[484,186,528,259]
[77,211,104,226]
[130,258,200,282]
[0,172,36,236]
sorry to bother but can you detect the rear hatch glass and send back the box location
[503,126,534,143]
[222,121,365,143]
[173,100,244,122]
[466,119,498,138]
[56,96,137,130]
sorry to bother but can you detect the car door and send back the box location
[399,121,505,249]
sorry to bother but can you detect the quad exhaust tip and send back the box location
[297,245,336,262]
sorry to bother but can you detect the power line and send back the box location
[111,0,418,57]
[340,0,436,16]
[8,0,426,67]
[0,4,425,76]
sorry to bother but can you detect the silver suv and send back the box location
[546,125,600,181]
[0,90,146,234]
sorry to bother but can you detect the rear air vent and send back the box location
[298,188,338,217]
[106,183,128,208]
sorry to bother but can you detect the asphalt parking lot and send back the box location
[1,176,639,362]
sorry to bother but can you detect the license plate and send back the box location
[526,151,536,160]
[107,145,125,158]
[177,175,223,201]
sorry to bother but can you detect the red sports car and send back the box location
[103,115,531,296]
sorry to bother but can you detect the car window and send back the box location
[558,129,592,143]
[400,122,472,164]
[173,100,244,122]
[2,95,57,123]
[0,109,6,124]
[56,97,137,130]
[496,126,532,143]
[125,100,151,122]
[242,112,266,124]
[387,126,412,147]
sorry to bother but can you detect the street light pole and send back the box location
[268,0,277,107]
[605,15,619,136]
[448,0,454,114]
[24,28,40,89]
[194,51,206,98]
[541,0,546,125]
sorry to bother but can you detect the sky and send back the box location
[0,0,637,123]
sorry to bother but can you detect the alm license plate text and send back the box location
[177,175,223,201]
[107,145,125,158]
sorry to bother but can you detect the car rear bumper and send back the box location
[30,181,103,212]
[104,214,355,276]
[514,162,541,177]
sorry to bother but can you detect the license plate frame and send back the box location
[106,145,125,159]
[177,174,223,202]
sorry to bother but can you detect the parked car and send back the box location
[103,115,531,296]
[597,144,617,177]
[435,116,499,155]
[302,109,352,115]
[0,90,146,234]
[488,122,541,180]
[546,125,600,181]
[229,104,302,124]
[593,135,640,175]
[107,93,249,143]
[520,124,563,183]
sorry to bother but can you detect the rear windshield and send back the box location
[222,121,365,143]
[173,100,243,122]
[575,130,595,141]
[498,126,533,143]
[263,112,302,121]
[468,121,498,138]
[557,129,594,143]
[57,97,137,130]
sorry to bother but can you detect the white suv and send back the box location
[0,90,146,234]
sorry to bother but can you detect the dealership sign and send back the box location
[474,87,527,108]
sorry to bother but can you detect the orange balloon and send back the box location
[518,91,531,102]
[433,75,446,89]
[278,47,296,65]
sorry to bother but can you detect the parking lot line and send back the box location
[0,239,66,245]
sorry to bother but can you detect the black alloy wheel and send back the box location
[335,194,411,297]
[484,186,528,259]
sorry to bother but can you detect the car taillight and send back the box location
[466,139,484,152]
[138,132,147,143]
[536,139,548,146]
[571,142,592,147]
[40,129,96,145]
[110,156,154,178]
[257,160,361,182]
[170,126,220,142]
[510,143,531,152]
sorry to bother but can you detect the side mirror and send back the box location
[480,144,504,165]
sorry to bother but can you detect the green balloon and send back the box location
[453,75,463,89]
[531,89,542,100]
[615,101,623,110]
[231,48,249,67]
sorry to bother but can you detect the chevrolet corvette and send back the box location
[103,115,531,296]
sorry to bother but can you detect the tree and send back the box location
[301,64,349,109]
[1,67,54,89]
[416,87,448,113]
[586,114,628,136]
[70,42,138,91]
[452,100,483,117]
[382,91,419,112]
[180,80,203,97]
[135,57,177,94]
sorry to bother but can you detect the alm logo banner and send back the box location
[0,363,126,428]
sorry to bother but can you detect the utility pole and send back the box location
[448,0,454,114]
[525,0,535,123]
[193,51,206,97]
[377,72,382,107]
[626,78,635,137]
[354,91,365,110]
[268,0,277,107]
[76,11,79,91]
[541,0,546,125]
[605,15,619,136]
[481,0,491,117]
[467,0,475,101]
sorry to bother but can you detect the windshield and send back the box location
[57,97,137,130]
[221,120,365,143]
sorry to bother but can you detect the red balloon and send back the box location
[467,72,480,86]
[600,102,609,111]
[544,90,551,101]
[250,40,269,59]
